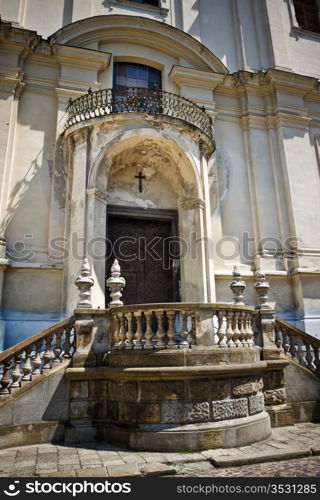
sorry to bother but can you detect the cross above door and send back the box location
[135,171,146,193]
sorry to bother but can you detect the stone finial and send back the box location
[107,259,126,307]
[229,266,246,305]
[254,268,270,309]
[75,258,94,308]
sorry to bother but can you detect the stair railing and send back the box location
[0,316,75,400]
[275,317,320,377]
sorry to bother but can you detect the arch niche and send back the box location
[85,127,210,308]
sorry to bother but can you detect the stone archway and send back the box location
[84,130,211,309]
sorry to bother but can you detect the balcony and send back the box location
[65,86,214,145]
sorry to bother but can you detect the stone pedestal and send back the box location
[256,308,295,427]
[66,348,271,451]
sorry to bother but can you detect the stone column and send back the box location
[85,188,108,308]
[0,238,9,350]
[255,269,294,426]
[179,198,207,302]
[64,128,90,314]
[200,144,216,302]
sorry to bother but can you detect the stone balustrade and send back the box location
[108,303,255,350]
[0,317,75,400]
[275,317,320,377]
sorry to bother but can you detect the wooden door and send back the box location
[106,211,179,305]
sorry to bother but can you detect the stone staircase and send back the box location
[0,263,319,451]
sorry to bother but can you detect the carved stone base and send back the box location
[265,404,295,427]
[102,412,271,452]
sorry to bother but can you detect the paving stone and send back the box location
[180,453,207,462]
[122,454,146,464]
[139,463,177,477]
[41,470,76,477]
[141,454,167,463]
[76,467,108,477]
[102,460,126,467]
[79,462,103,469]
[58,464,82,471]
[58,457,80,465]
[14,459,37,468]
[107,464,141,477]
[38,447,57,454]
[97,451,121,460]
[210,447,312,467]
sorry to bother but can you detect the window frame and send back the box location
[113,61,162,90]
[288,0,320,38]
[104,0,169,20]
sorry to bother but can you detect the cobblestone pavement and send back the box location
[0,423,319,478]
[176,456,320,477]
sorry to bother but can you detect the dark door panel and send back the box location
[106,211,178,305]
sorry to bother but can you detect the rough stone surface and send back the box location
[162,402,210,423]
[248,393,264,415]
[188,379,229,400]
[70,381,89,399]
[140,381,185,402]
[108,381,138,402]
[118,402,160,424]
[232,377,263,396]
[264,388,287,405]
[212,398,248,421]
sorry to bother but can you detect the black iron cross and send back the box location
[135,171,146,193]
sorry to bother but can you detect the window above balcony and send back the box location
[113,62,162,89]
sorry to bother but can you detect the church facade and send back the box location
[0,0,320,350]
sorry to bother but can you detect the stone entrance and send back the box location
[106,207,179,305]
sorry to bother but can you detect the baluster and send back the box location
[144,311,154,350]
[125,312,134,349]
[155,311,166,349]
[0,359,12,395]
[180,311,190,348]
[63,326,73,358]
[43,334,53,369]
[313,344,320,377]
[112,313,120,349]
[246,312,254,346]
[217,310,227,346]
[296,335,307,367]
[22,346,33,381]
[232,311,241,347]
[239,311,246,347]
[226,311,235,347]
[166,311,176,348]
[53,329,63,364]
[305,341,314,371]
[118,314,126,350]
[289,333,298,360]
[189,312,196,346]
[133,311,143,350]
[11,353,22,389]
[32,340,43,375]
[275,325,282,351]
[282,329,290,357]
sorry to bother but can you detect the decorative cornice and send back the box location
[180,197,205,210]
[86,188,108,203]
[170,65,226,90]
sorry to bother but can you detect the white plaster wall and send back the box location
[1,0,272,72]
[266,0,320,78]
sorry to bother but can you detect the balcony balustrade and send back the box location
[65,86,214,144]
